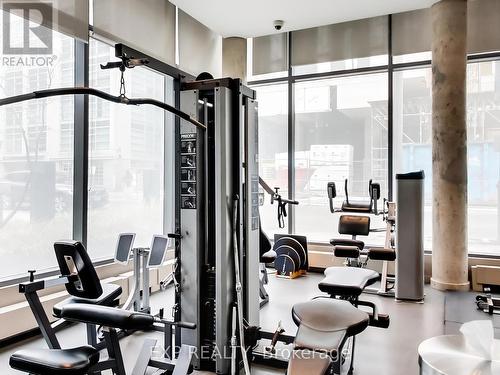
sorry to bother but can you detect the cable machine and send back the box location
[173,77,259,374]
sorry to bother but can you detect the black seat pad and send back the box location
[287,350,332,375]
[10,346,99,375]
[292,298,369,354]
[342,199,372,213]
[53,283,122,317]
[319,267,380,297]
[61,304,155,331]
[329,238,365,249]
[261,249,277,263]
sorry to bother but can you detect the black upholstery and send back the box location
[319,267,380,297]
[341,199,372,213]
[329,238,365,249]
[333,245,360,259]
[54,241,102,299]
[261,249,277,264]
[368,247,397,261]
[292,298,369,354]
[53,283,122,318]
[61,304,154,331]
[287,350,332,375]
[259,226,272,256]
[10,346,99,375]
[260,225,276,263]
[338,215,370,236]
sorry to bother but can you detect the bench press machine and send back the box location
[10,303,196,375]
[13,240,196,375]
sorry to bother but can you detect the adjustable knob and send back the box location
[28,270,36,282]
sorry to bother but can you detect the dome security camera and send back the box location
[274,20,284,31]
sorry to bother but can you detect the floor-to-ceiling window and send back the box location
[253,84,289,235]
[393,67,433,250]
[294,73,388,244]
[466,60,500,256]
[86,39,173,260]
[0,14,75,280]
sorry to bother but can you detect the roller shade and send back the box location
[291,16,388,67]
[468,0,500,54]
[93,0,175,65]
[1,0,89,42]
[178,9,222,78]
[252,33,287,76]
[392,8,432,57]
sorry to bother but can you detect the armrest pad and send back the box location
[61,304,154,330]
[368,248,396,261]
[334,246,360,259]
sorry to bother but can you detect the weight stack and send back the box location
[396,170,425,301]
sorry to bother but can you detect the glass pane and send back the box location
[253,84,288,235]
[87,39,171,260]
[466,60,500,256]
[0,26,75,279]
[393,68,433,251]
[294,73,388,244]
[293,55,388,76]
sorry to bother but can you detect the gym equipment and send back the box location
[327,213,397,296]
[259,177,299,228]
[288,298,370,375]
[395,171,425,301]
[273,234,308,278]
[327,180,396,294]
[328,179,381,215]
[476,287,500,314]
[9,303,197,375]
[0,44,205,131]
[115,233,170,313]
[259,225,276,307]
[175,77,259,373]
[20,240,122,349]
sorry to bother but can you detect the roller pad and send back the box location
[368,248,396,261]
[333,246,360,259]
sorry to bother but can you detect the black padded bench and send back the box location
[10,304,155,375]
[10,304,196,375]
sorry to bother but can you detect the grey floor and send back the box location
[0,271,485,375]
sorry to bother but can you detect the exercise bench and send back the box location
[10,303,196,375]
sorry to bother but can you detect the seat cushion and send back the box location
[330,238,365,249]
[319,267,380,297]
[10,346,99,375]
[292,298,369,353]
[261,249,277,264]
[53,283,122,317]
[287,350,332,375]
[342,199,372,213]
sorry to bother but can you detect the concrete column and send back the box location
[222,37,247,83]
[431,0,469,291]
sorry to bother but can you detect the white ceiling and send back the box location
[171,0,439,38]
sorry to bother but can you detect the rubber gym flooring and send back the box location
[0,271,493,374]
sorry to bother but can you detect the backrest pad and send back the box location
[338,215,370,236]
[54,240,103,299]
